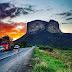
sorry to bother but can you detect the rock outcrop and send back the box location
[47,20,61,33]
[15,20,72,49]
[27,20,61,33]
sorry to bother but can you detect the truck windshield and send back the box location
[1,43,7,45]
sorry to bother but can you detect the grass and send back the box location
[31,47,72,72]
[54,49,72,68]
[38,45,72,68]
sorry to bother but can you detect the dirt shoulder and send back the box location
[16,49,34,72]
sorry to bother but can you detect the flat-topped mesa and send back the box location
[27,20,46,33]
[15,20,72,48]
[27,20,62,34]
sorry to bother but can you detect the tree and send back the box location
[21,41,27,47]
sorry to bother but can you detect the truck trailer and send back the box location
[0,36,14,50]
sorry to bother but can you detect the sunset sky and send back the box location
[0,22,27,40]
[0,0,72,40]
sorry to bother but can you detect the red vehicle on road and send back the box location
[0,36,14,50]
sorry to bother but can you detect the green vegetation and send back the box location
[21,41,27,47]
[14,41,27,48]
[14,41,33,48]
[31,46,72,72]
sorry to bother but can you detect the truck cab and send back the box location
[0,36,14,50]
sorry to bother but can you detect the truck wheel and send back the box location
[11,46,14,50]
[8,47,10,50]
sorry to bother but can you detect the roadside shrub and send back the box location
[39,50,59,59]
[31,47,70,72]
[38,45,53,52]
[21,41,27,47]
[34,57,41,64]
[18,43,23,47]
[27,45,33,47]
[21,46,24,48]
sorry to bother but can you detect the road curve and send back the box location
[0,46,35,72]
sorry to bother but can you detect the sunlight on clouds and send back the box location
[13,38,19,41]
[0,22,27,40]
[16,26,25,29]
[15,26,25,32]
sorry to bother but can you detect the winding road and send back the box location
[0,46,35,72]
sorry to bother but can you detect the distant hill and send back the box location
[15,20,72,49]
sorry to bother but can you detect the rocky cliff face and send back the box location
[27,20,61,34]
[47,20,61,33]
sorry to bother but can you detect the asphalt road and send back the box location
[0,46,35,72]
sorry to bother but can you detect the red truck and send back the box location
[0,36,14,50]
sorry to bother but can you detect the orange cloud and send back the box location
[0,22,27,40]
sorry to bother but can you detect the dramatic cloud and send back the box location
[62,23,68,24]
[0,22,27,39]
[0,3,34,19]
[56,11,72,22]
[57,12,72,17]
[47,8,52,11]
[47,6,52,11]
[24,4,34,11]
[62,22,72,24]
[0,3,16,18]
[66,18,72,20]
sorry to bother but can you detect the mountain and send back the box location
[15,20,72,49]
[27,20,61,33]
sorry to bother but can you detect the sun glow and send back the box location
[13,38,19,41]
[0,22,27,40]
[16,26,24,29]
